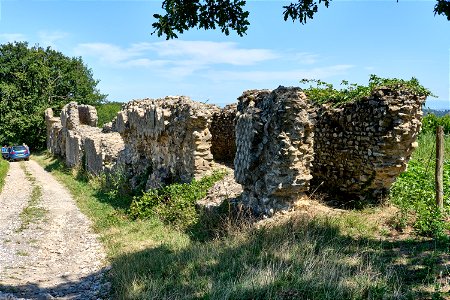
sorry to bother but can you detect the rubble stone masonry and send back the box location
[234,87,316,215]
[114,96,219,189]
[45,86,425,214]
[312,87,425,200]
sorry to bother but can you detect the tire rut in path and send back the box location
[0,160,110,299]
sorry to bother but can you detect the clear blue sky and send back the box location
[0,0,449,109]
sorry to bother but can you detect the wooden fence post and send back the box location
[436,126,444,210]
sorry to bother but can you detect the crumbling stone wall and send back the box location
[46,102,124,173]
[84,131,124,175]
[234,87,316,215]
[45,87,425,215]
[210,104,237,163]
[312,87,425,200]
[115,96,220,190]
[45,108,64,156]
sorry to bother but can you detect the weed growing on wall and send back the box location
[301,75,433,106]
[389,132,450,238]
[129,169,227,229]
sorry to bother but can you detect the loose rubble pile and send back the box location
[46,86,425,215]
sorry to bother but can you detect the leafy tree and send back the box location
[152,0,450,39]
[96,102,123,128]
[0,42,106,149]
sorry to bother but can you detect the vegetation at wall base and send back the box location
[33,151,450,299]
[0,159,9,192]
[389,131,450,238]
[300,75,433,106]
[421,113,450,134]
[129,170,227,230]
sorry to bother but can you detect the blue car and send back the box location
[8,145,30,161]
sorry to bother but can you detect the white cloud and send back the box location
[0,33,27,43]
[74,40,352,82]
[150,40,278,66]
[37,30,69,48]
[74,40,278,71]
[74,43,168,68]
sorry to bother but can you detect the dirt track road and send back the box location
[0,160,109,300]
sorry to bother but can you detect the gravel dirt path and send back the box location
[0,160,110,300]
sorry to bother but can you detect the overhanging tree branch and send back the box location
[152,0,450,39]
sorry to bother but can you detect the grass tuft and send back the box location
[0,158,9,193]
[16,162,47,232]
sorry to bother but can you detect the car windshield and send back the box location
[12,146,26,151]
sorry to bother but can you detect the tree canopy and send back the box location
[0,42,106,149]
[152,0,450,39]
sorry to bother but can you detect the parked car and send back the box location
[8,145,30,161]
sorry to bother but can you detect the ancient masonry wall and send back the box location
[45,102,124,174]
[210,104,237,163]
[234,87,316,215]
[232,86,424,213]
[46,87,425,214]
[46,97,221,190]
[312,87,425,200]
[113,96,219,189]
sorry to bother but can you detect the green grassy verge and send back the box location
[390,132,450,237]
[16,162,47,232]
[0,158,9,192]
[33,152,449,299]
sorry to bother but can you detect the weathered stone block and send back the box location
[234,87,315,215]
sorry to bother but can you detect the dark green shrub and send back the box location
[129,170,227,229]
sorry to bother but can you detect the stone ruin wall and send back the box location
[312,88,425,201]
[45,87,425,215]
[233,86,425,214]
[210,104,237,163]
[234,88,316,215]
[45,97,222,191]
[113,96,219,189]
[45,102,124,174]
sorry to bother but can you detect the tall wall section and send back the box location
[45,87,426,215]
[210,104,237,163]
[312,87,425,200]
[234,87,316,215]
[45,102,124,175]
[114,96,220,189]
